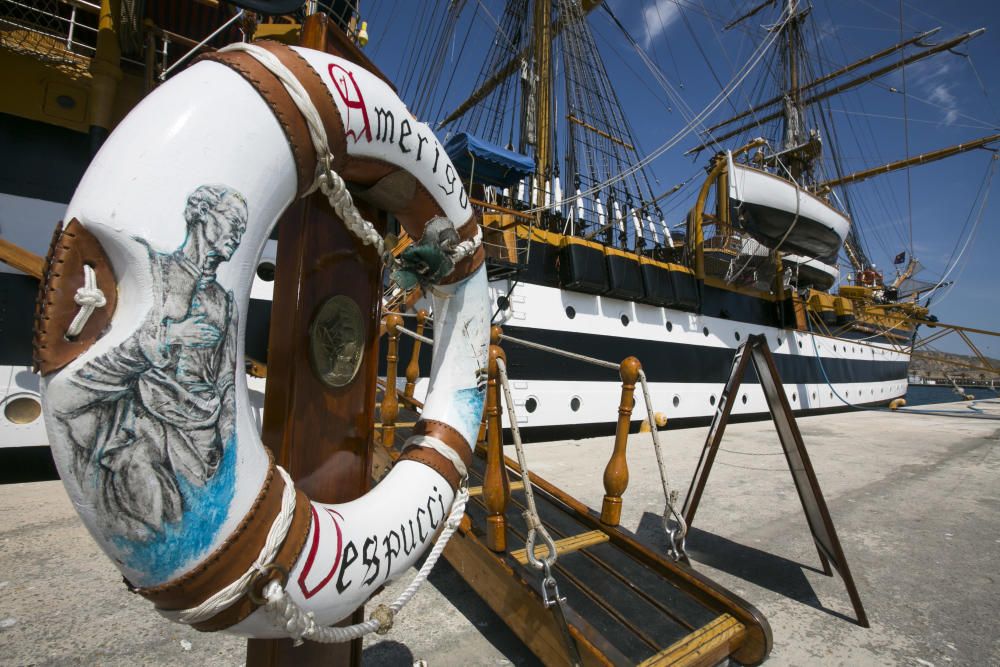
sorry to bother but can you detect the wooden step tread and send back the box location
[510,529,609,565]
[468,480,524,497]
[638,614,745,667]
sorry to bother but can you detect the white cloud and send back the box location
[639,0,681,50]
[911,61,960,126]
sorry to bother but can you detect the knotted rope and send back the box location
[175,466,298,625]
[218,42,481,277]
[66,264,107,338]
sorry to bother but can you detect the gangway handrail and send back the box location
[380,318,687,557]
[499,331,687,557]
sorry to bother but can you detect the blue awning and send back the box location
[444,132,535,188]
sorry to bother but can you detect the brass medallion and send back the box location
[309,295,365,388]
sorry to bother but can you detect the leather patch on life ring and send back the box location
[33,219,118,375]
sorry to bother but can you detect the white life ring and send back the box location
[34,41,489,637]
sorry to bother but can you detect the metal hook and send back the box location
[524,511,559,571]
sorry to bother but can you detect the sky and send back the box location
[360,0,1000,358]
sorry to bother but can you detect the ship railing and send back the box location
[471,196,533,281]
[0,0,99,65]
[377,314,688,560]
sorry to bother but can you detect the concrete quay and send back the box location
[1,398,997,665]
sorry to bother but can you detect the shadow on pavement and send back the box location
[637,512,855,624]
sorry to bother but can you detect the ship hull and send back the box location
[449,279,909,435]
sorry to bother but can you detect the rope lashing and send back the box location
[260,482,470,645]
[219,43,383,256]
[66,265,107,338]
[498,333,686,559]
[219,43,481,278]
[637,369,687,560]
[495,357,558,570]
[392,217,482,292]
[400,434,469,481]
[175,466,299,625]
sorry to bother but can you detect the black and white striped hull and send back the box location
[405,279,909,436]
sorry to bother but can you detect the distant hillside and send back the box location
[909,350,1000,382]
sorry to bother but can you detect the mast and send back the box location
[782,0,805,180]
[687,28,987,155]
[814,133,1000,192]
[531,0,554,205]
[703,27,941,136]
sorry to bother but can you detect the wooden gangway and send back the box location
[374,317,772,666]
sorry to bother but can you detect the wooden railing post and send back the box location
[477,325,501,452]
[381,313,402,449]
[601,356,641,526]
[403,308,427,399]
[483,327,511,552]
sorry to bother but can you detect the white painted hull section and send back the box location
[481,280,908,429]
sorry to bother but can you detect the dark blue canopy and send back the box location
[444,132,535,188]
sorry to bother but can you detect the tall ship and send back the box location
[1,0,997,446]
[391,0,996,435]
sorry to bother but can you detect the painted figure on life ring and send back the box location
[56,185,247,545]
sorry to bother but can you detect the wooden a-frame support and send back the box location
[681,334,870,628]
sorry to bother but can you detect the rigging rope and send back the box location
[919,156,997,305]
[516,3,796,216]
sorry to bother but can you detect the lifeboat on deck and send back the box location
[727,153,850,258]
[784,253,840,291]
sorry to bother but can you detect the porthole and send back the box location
[525,397,538,413]
[797,340,803,349]
[56,94,76,109]
[621,314,630,327]
[672,395,680,408]
[811,392,816,400]
[4,396,41,424]
[666,321,673,332]
[256,261,275,282]
[777,337,783,346]
[792,392,797,402]
[703,326,709,337]
[741,394,748,405]
[833,345,838,352]
[735,331,741,341]
[565,305,576,319]
[497,295,511,310]
[709,395,716,406]
[570,396,581,412]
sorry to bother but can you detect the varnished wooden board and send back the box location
[510,529,609,565]
[638,614,745,667]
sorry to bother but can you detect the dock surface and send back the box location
[1,399,998,665]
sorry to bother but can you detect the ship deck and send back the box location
[1,397,998,665]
